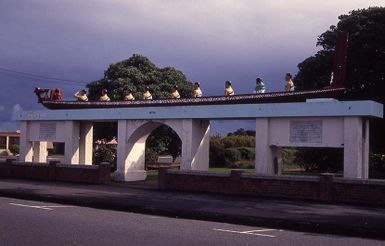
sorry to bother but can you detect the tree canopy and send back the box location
[295,7,385,100]
[86,54,194,100]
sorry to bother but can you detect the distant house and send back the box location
[0,130,20,156]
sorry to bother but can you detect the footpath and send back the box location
[0,177,384,239]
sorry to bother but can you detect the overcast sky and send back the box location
[0,0,384,134]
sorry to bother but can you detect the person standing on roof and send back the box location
[224,80,235,96]
[170,85,181,99]
[99,89,111,101]
[143,86,152,100]
[253,77,266,93]
[123,89,135,101]
[284,73,295,92]
[193,82,202,97]
[74,89,88,102]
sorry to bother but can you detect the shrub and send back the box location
[294,148,343,172]
[9,144,19,156]
[237,147,255,160]
[222,135,255,148]
[223,148,242,167]
[93,145,117,171]
[227,160,254,169]
[145,148,158,163]
[209,136,225,167]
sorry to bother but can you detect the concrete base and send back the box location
[115,170,147,181]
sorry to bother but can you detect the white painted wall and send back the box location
[269,117,344,148]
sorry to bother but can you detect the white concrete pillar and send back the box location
[79,121,93,165]
[32,141,48,163]
[5,136,9,151]
[343,117,368,179]
[362,118,369,178]
[180,119,193,170]
[116,120,148,181]
[116,120,127,178]
[19,121,33,162]
[255,118,275,174]
[190,120,210,170]
[64,121,80,164]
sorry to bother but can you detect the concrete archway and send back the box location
[115,119,210,181]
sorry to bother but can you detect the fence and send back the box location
[159,169,385,206]
[0,159,110,184]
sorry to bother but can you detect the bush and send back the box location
[223,148,242,166]
[237,147,255,160]
[93,145,117,171]
[9,144,19,156]
[222,135,255,148]
[227,160,254,169]
[282,148,298,167]
[145,148,158,163]
[294,148,343,172]
[209,136,225,167]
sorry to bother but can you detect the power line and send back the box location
[0,66,90,85]
[0,72,84,87]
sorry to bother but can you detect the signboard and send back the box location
[290,120,322,144]
[39,122,57,140]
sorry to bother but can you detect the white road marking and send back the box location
[39,205,74,208]
[9,203,73,210]
[10,203,53,210]
[243,229,276,233]
[213,228,276,238]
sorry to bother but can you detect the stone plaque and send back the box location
[290,120,322,143]
[39,122,57,140]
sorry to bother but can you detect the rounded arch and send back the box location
[116,120,183,181]
[127,120,183,144]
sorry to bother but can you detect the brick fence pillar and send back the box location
[319,173,334,202]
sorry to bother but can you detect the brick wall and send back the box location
[159,169,385,206]
[0,159,110,184]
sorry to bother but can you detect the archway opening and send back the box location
[93,122,117,171]
[116,121,183,182]
[145,125,182,181]
[209,120,256,173]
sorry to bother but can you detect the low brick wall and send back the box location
[159,169,385,206]
[0,159,110,184]
[332,178,385,205]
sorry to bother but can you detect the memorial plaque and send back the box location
[39,122,57,140]
[290,120,322,143]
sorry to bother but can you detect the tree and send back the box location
[227,128,256,137]
[87,54,194,100]
[87,54,193,162]
[294,7,385,154]
[295,7,385,96]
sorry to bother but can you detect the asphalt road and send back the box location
[0,197,383,246]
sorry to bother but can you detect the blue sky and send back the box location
[0,0,384,135]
